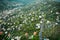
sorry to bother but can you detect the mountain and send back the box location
[0,0,35,12]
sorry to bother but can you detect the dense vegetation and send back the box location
[0,0,60,40]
